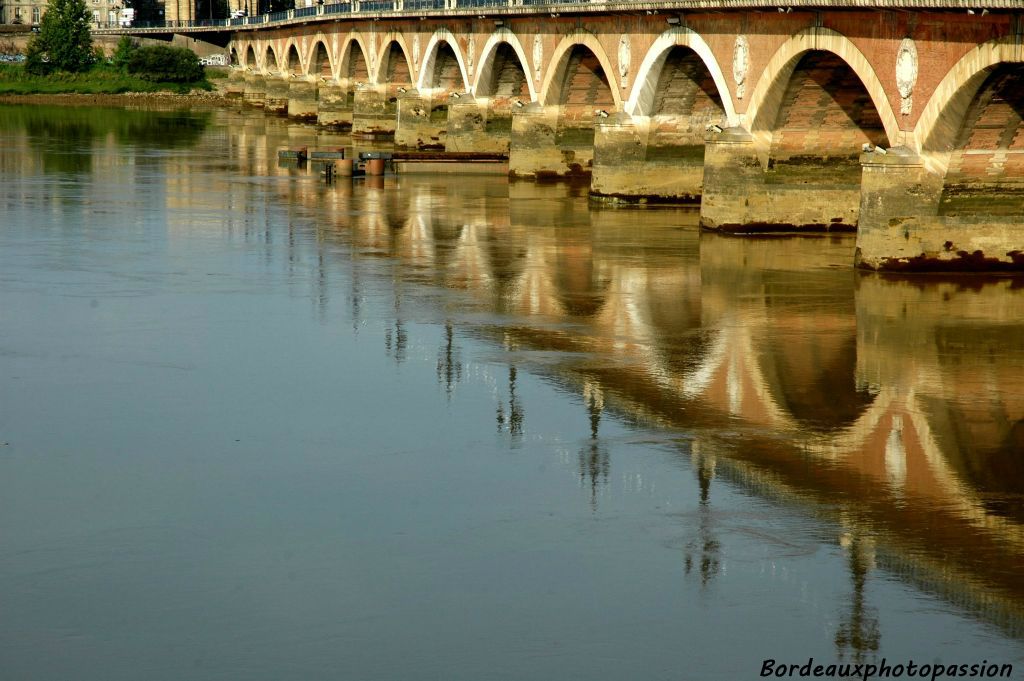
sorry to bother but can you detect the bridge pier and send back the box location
[243,73,266,108]
[225,69,246,99]
[395,89,447,150]
[855,149,1023,271]
[445,97,513,154]
[509,104,596,180]
[352,84,397,140]
[287,79,318,122]
[264,76,290,116]
[591,113,705,203]
[700,127,861,231]
[317,83,353,130]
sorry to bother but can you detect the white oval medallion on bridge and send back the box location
[896,38,918,116]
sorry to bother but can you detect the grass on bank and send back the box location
[0,63,213,95]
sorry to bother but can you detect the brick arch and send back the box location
[936,64,1024,215]
[305,38,333,80]
[339,33,371,82]
[472,29,537,102]
[539,31,621,109]
[285,42,302,76]
[915,36,1022,161]
[626,27,735,124]
[243,44,257,69]
[745,28,899,151]
[373,33,414,86]
[263,44,279,74]
[417,29,470,92]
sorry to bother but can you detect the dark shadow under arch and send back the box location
[477,42,529,99]
[286,45,301,76]
[311,41,331,78]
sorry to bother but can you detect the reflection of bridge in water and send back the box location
[148,110,1024,642]
[319,181,1024,638]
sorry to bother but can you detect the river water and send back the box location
[0,104,1022,680]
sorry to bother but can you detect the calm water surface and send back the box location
[1,105,1023,680]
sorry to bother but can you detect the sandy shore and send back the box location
[0,90,233,108]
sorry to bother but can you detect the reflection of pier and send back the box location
[209,115,1024,639]
[362,188,1024,636]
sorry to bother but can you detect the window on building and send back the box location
[32,6,39,22]
[92,9,99,22]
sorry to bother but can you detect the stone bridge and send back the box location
[115,2,1024,270]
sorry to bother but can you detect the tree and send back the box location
[112,35,138,69]
[25,0,94,74]
[126,45,203,82]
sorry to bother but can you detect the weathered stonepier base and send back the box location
[700,128,861,231]
[855,149,1024,271]
[317,84,352,130]
[264,77,290,115]
[591,113,705,203]
[352,84,397,139]
[445,97,514,154]
[243,73,266,108]
[226,69,246,99]
[286,80,318,121]
[395,90,448,150]
[509,104,596,179]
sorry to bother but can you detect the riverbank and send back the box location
[0,90,231,108]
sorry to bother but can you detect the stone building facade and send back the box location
[1,0,144,28]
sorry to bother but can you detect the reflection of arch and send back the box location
[539,31,621,109]
[745,28,899,148]
[263,45,279,74]
[285,43,302,76]
[339,33,371,82]
[373,33,414,85]
[416,29,470,92]
[915,37,1022,159]
[626,27,735,123]
[472,29,537,101]
[308,40,332,79]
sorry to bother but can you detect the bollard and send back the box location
[336,158,354,176]
[366,158,386,176]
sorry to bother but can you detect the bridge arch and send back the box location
[243,45,256,69]
[745,28,899,150]
[540,30,622,110]
[339,33,371,83]
[472,29,537,102]
[306,39,333,80]
[373,33,414,86]
[626,27,735,124]
[285,42,302,76]
[263,44,280,74]
[914,36,1023,159]
[416,29,470,93]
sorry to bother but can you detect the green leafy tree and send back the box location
[112,35,138,69]
[25,0,94,74]
[126,45,203,83]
